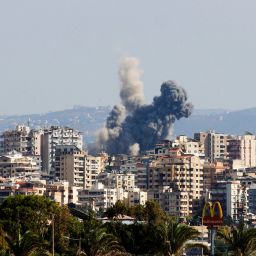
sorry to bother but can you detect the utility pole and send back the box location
[52,214,54,256]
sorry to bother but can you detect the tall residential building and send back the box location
[55,145,105,189]
[147,148,204,216]
[226,180,248,220]
[227,134,256,168]
[41,126,83,172]
[248,184,256,215]
[203,161,225,191]
[147,186,190,217]
[0,125,42,156]
[194,131,228,162]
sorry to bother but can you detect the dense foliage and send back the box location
[0,196,208,256]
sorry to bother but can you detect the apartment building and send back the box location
[226,180,248,220]
[0,125,43,156]
[147,149,204,216]
[227,134,256,168]
[41,126,83,172]
[45,181,70,205]
[55,145,85,187]
[78,182,125,211]
[0,151,40,178]
[248,184,256,215]
[203,161,225,191]
[194,131,228,162]
[55,145,105,189]
[172,135,204,157]
[125,187,147,207]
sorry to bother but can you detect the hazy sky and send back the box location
[1,0,256,115]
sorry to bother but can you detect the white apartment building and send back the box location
[147,187,190,217]
[126,187,147,207]
[85,155,105,188]
[41,126,83,172]
[0,125,43,156]
[173,135,204,157]
[55,146,105,189]
[226,180,248,220]
[147,149,204,216]
[78,182,125,211]
[97,172,135,190]
[194,131,228,162]
[228,134,256,168]
[0,151,40,178]
[115,173,135,189]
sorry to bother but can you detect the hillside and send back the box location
[0,106,255,144]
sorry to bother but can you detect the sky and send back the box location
[0,0,256,115]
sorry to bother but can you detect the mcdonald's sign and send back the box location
[202,201,223,226]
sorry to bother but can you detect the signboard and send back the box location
[202,201,223,226]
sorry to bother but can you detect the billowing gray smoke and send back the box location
[118,57,144,113]
[92,57,193,155]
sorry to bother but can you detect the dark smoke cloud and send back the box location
[91,58,193,155]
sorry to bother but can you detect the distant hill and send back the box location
[173,108,256,137]
[0,106,111,143]
[0,106,255,144]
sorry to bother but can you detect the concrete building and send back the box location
[45,181,70,205]
[134,163,148,189]
[147,186,190,217]
[173,135,205,157]
[55,145,105,189]
[203,161,225,191]
[147,149,204,216]
[194,131,228,162]
[248,184,256,215]
[207,181,227,217]
[0,151,40,178]
[126,187,147,207]
[227,134,256,168]
[226,180,248,220]
[78,182,124,211]
[115,173,135,189]
[41,126,82,172]
[0,125,42,156]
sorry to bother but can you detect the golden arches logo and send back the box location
[202,201,223,226]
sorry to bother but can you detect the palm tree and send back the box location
[2,230,50,256]
[81,220,125,256]
[150,220,207,256]
[217,221,256,256]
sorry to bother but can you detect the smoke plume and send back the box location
[91,57,193,155]
[119,57,144,113]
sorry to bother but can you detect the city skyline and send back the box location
[1,1,256,115]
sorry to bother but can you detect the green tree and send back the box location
[128,205,145,221]
[2,230,49,256]
[105,200,128,219]
[0,195,57,238]
[217,222,256,256]
[0,195,82,256]
[81,218,125,256]
[151,220,206,256]
[144,200,168,225]
[104,221,150,255]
